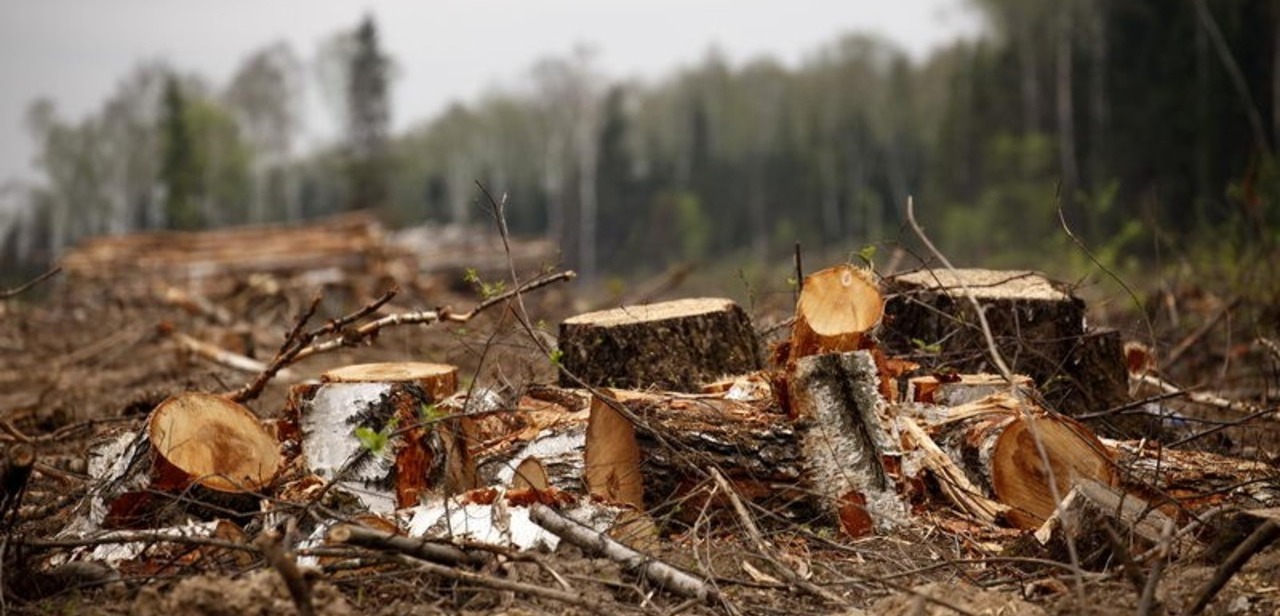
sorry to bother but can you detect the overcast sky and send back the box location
[0,0,981,186]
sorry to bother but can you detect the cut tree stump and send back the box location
[790,351,906,536]
[926,393,1116,529]
[284,362,476,513]
[93,393,283,528]
[882,269,1129,422]
[790,264,884,361]
[558,297,761,392]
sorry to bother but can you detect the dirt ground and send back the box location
[1,263,1278,616]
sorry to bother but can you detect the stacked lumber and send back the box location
[63,213,395,292]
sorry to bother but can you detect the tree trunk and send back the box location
[791,351,906,536]
[558,297,761,392]
[1056,5,1079,210]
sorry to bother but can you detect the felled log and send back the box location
[601,391,817,528]
[1032,477,1182,566]
[1107,439,1279,515]
[926,393,1116,529]
[790,264,883,360]
[474,392,590,494]
[790,351,906,536]
[883,269,1129,420]
[95,393,282,527]
[558,297,761,391]
[284,362,476,513]
[584,392,644,508]
[907,373,1032,406]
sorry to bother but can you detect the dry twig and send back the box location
[1186,520,1280,615]
[0,266,61,300]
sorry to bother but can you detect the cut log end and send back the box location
[322,362,459,400]
[584,392,644,508]
[148,392,281,493]
[790,264,883,361]
[991,414,1116,529]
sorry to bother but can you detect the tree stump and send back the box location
[558,297,761,392]
[927,393,1116,529]
[882,268,1129,421]
[95,392,283,528]
[790,264,884,360]
[790,351,906,536]
[284,362,476,513]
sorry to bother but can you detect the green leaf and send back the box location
[354,426,388,455]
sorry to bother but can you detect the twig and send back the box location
[0,266,61,300]
[380,550,610,613]
[529,503,720,604]
[1137,519,1175,616]
[1185,520,1280,615]
[329,524,487,567]
[709,469,850,607]
[1165,298,1240,369]
[255,530,315,616]
[285,271,574,365]
[793,242,803,305]
[229,293,323,403]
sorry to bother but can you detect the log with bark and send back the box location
[283,362,477,513]
[1032,477,1183,567]
[558,297,761,392]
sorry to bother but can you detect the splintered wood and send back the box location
[558,297,761,391]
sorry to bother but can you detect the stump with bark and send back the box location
[790,264,884,360]
[882,268,1129,421]
[97,392,283,527]
[790,350,906,536]
[558,297,761,392]
[284,362,476,513]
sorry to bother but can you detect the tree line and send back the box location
[4,1,1278,281]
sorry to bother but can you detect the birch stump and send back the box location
[790,264,884,359]
[284,362,476,513]
[558,297,760,392]
[790,351,906,536]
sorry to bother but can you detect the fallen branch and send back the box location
[329,524,487,567]
[1136,373,1266,416]
[255,530,315,616]
[167,329,295,378]
[0,266,61,300]
[529,502,720,604]
[710,469,850,607]
[285,270,575,367]
[1186,519,1280,615]
[1165,297,1240,369]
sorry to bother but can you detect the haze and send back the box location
[0,0,979,185]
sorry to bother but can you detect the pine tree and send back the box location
[345,15,391,211]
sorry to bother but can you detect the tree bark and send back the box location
[558,297,760,391]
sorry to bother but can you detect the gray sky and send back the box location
[0,0,980,186]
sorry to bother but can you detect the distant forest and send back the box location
[5,0,1279,282]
